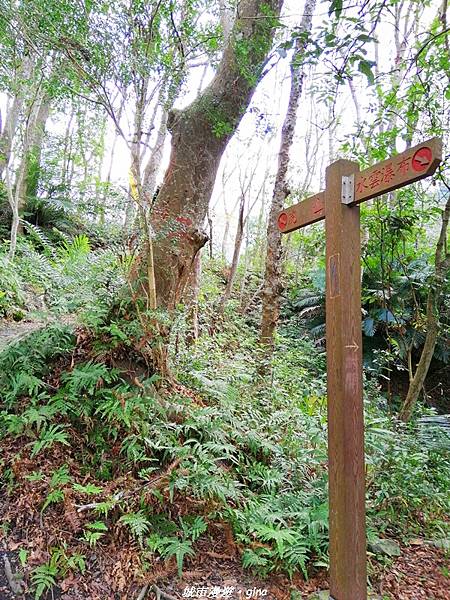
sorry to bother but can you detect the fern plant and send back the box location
[30,564,58,600]
[30,544,86,599]
[119,511,150,545]
[49,544,86,577]
[82,521,108,547]
[61,361,120,396]
[41,464,72,512]
[59,234,91,263]
[30,424,70,457]
[22,222,57,259]
[147,533,195,578]
[161,538,195,577]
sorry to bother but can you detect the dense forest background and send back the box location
[0,0,449,598]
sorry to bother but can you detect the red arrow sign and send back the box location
[278,212,288,230]
[276,192,325,233]
[412,147,433,172]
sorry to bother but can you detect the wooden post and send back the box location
[276,137,442,599]
[325,159,367,599]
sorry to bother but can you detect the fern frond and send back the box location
[119,511,150,541]
[30,424,70,457]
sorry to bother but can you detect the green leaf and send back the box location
[358,59,376,85]
[85,521,108,531]
[357,34,375,43]
[72,483,103,495]
[19,549,28,567]
[119,511,150,540]
[162,539,195,577]
[41,489,65,512]
[328,0,343,17]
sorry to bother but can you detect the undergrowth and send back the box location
[0,304,449,596]
[0,227,123,319]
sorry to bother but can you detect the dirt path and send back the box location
[0,316,76,353]
[0,320,51,352]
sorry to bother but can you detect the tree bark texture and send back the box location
[260,0,316,347]
[136,0,283,312]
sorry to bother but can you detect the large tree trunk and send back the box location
[260,0,316,348]
[399,193,450,422]
[138,0,283,316]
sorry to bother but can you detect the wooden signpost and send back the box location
[278,138,442,600]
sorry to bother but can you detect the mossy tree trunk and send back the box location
[131,0,283,371]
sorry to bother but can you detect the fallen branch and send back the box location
[3,553,24,595]
[136,584,149,600]
[75,458,182,513]
[150,584,179,600]
[76,491,124,513]
[136,583,179,600]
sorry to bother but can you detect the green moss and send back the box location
[195,92,235,139]
[233,2,280,86]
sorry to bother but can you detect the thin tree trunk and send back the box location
[221,196,240,260]
[0,54,35,180]
[142,3,188,205]
[142,105,168,201]
[222,215,231,259]
[399,194,450,422]
[101,96,125,221]
[186,251,202,345]
[0,96,21,180]
[125,77,148,229]
[252,173,268,274]
[239,216,253,307]
[260,0,316,348]
[219,160,263,312]
[219,193,246,311]
[16,91,51,227]
[61,106,76,188]
[218,163,239,259]
[5,165,21,259]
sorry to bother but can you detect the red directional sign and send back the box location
[277,192,324,233]
[277,137,442,233]
[354,138,442,204]
[278,212,288,230]
[412,147,433,172]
